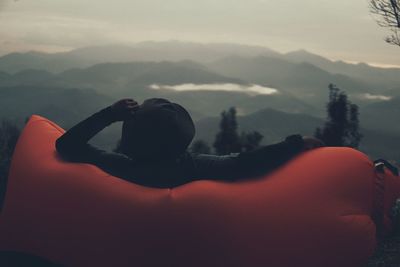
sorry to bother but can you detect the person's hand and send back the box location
[302,136,325,151]
[110,98,140,121]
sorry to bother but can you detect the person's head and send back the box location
[120,98,195,161]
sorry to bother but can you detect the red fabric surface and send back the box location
[0,114,398,267]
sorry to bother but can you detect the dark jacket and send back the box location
[55,106,305,188]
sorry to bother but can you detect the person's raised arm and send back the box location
[55,98,139,161]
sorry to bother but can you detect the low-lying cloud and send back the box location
[363,93,392,101]
[149,83,279,96]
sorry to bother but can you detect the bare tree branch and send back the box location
[370,0,400,46]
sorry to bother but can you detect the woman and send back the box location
[56,98,324,188]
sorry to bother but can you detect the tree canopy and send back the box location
[315,84,362,148]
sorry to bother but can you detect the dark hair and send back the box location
[120,98,195,161]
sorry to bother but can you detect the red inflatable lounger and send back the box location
[0,114,399,267]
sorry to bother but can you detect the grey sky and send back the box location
[0,0,399,67]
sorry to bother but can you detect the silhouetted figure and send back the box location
[56,98,323,188]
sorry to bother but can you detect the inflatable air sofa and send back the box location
[0,115,399,267]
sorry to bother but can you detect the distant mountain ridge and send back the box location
[0,41,279,74]
[0,86,112,125]
[1,49,398,121]
[282,50,400,91]
[0,60,327,117]
[207,55,374,108]
[1,41,399,85]
[0,60,243,91]
[1,41,399,94]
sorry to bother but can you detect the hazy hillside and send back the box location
[361,97,400,134]
[139,89,317,117]
[0,69,54,87]
[283,50,400,92]
[1,40,398,108]
[195,108,400,162]
[0,51,94,74]
[1,41,399,95]
[0,41,398,161]
[67,41,280,65]
[195,108,322,143]
[0,86,113,126]
[0,60,318,116]
[0,41,279,74]
[360,129,400,162]
[208,55,373,106]
[0,61,243,95]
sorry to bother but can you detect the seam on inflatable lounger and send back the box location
[168,188,174,200]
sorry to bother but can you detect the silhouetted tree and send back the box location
[114,107,263,156]
[213,107,242,155]
[0,119,21,180]
[214,107,264,155]
[240,131,264,152]
[190,140,211,154]
[370,0,400,46]
[315,84,362,148]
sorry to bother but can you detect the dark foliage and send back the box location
[214,107,264,155]
[0,119,21,180]
[315,84,362,148]
[0,119,21,210]
[190,140,211,154]
[240,131,263,152]
[213,107,242,155]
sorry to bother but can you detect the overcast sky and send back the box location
[0,0,399,67]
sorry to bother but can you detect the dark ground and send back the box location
[367,234,400,267]
[0,228,399,266]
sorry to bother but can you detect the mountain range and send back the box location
[1,41,399,90]
[0,41,277,74]
[0,41,399,161]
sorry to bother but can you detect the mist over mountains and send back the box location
[2,41,400,91]
[0,41,278,74]
[0,41,399,161]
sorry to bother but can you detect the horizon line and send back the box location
[1,40,400,69]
